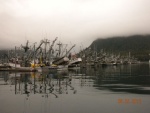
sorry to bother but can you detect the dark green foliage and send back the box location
[90,35,150,61]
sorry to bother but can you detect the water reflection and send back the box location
[0,70,77,100]
[69,64,150,95]
[81,64,150,95]
[0,63,150,97]
[0,64,150,113]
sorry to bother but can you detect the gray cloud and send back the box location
[0,0,150,52]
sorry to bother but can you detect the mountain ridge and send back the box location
[90,35,150,61]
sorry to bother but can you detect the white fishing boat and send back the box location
[68,58,82,68]
[8,59,36,72]
[52,57,69,65]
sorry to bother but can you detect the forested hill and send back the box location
[90,35,150,61]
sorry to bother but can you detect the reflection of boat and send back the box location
[35,66,57,72]
[9,73,21,78]
[8,73,22,85]
[7,71,77,97]
[57,65,68,71]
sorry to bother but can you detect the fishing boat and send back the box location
[68,58,82,68]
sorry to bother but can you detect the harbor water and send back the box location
[0,63,150,113]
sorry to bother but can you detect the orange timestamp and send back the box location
[118,98,142,104]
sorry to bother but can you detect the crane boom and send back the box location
[47,37,58,58]
[65,44,76,57]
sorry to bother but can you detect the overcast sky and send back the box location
[0,0,150,51]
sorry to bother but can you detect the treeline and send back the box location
[0,50,8,58]
[90,35,150,61]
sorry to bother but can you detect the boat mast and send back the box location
[15,46,16,69]
[47,37,58,61]
[43,39,49,61]
[33,43,36,69]
[57,41,62,57]
[64,44,76,57]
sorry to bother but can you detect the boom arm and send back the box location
[64,44,76,57]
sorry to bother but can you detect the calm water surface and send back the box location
[0,63,150,113]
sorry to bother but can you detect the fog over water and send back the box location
[0,0,150,51]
